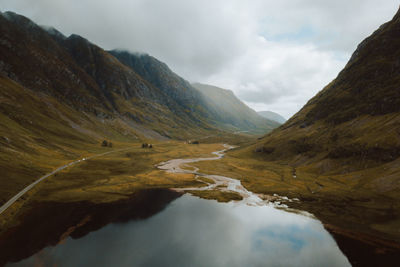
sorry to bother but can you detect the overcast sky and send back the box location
[1,0,399,118]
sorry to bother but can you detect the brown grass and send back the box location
[187,190,243,202]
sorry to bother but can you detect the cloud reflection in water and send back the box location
[10,195,350,267]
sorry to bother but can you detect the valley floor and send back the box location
[0,142,224,230]
[1,140,400,265]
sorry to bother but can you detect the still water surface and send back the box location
[9,194,350,267]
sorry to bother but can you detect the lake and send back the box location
[5,192,350,267]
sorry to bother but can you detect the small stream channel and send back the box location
[158,144,296,206]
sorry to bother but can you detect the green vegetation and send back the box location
[197,177,215,184]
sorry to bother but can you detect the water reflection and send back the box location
[0,189,181,266]
[8,194,350,267]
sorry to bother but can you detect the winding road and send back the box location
[0,147,134,215]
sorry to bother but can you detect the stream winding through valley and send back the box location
[4,144,352,267]
[158,144,293,207]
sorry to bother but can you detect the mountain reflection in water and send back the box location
[0,189,181,266]
[6,193,350,267]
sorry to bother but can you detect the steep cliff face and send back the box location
[255,8,400,175]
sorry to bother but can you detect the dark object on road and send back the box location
[102,140,108,147]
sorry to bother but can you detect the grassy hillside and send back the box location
[253,8,400,176]
[0,75,138,204]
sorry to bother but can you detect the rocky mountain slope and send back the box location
[257,111,286,124]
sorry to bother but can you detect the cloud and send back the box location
[1,0,398,118]
[204,37,344,117]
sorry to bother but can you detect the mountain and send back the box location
[0,11,278,202]
[0,11,276,139]
[255,8,400,173]
[257,111,286,124]
[245,7,400,244]
[109,52,278,134]
[191,83,279,133]
[0,11,223,141]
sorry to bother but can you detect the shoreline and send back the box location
[1,142,399,266]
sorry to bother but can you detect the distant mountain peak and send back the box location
[40,25,67,40]
[67,33,91,43]
[257,111,286,124]
[1,11,40,30]
[192,83,280,133]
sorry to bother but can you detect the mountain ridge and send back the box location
[110,51,278,133]
[191,83,279,133]
[257,111,286,124]
[0,10,277,139]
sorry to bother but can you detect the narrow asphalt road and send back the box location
[0,147,134,216]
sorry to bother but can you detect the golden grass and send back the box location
[189,146,400,243]
[187,190,243,202]
[0,142,225,229]
[28,142,224,203]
